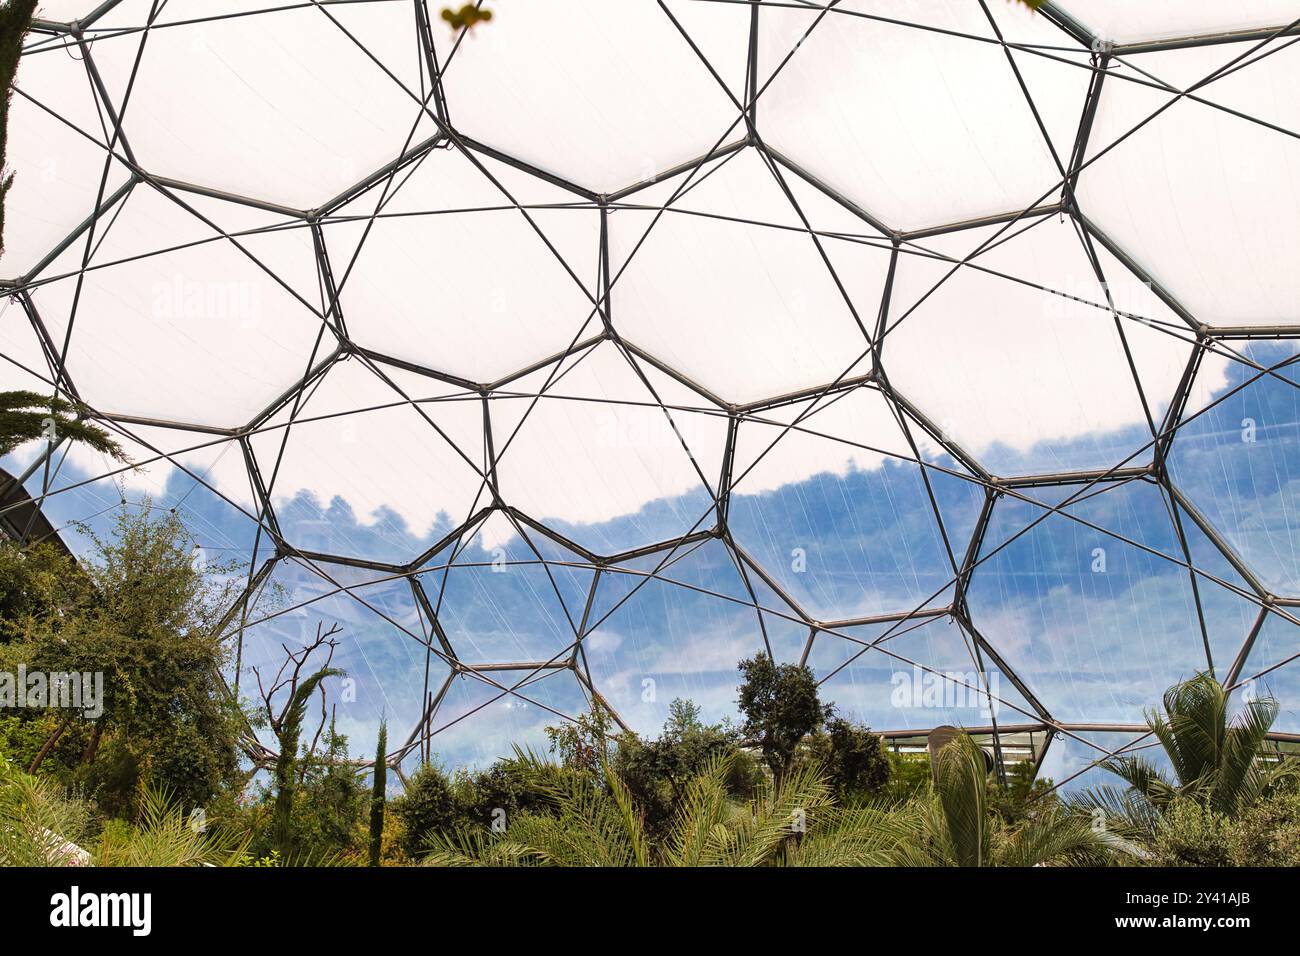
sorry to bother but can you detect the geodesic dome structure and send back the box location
[3,0,1300,785]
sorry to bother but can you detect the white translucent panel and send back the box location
[970,480,1213,724]
[33,1,103,19]
[1062,0,1300,44]
[730,384,926,494]
[426,511,594,663]
[729,387,983,619]
[249,359,487,564]
[1,43,131,277]
[427,669,591,771]
[438,0,745,192]
[1079,40,1300,326]
[758,0,1088,230]
[661,0,752,104]
[608,147,881,403]
[884,215,1195,475]
[324,147,600,382]
[88,0,436,208]
[29,185,326,427]
[583,539,773,733]
[489,343,727,555]
[0,299,58,395]
[807,618,1038,731]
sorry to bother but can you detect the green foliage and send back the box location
[391,761,464,857]
[440,4,493,32]
[286,720,366,860]
[230,720,367,864]
[369,721,386,867]
[94,784,248,867]
[0,540,85,642]
[884,734,1118,867]
[1227,780,1300,865]
[736,654,831,784]
[1146,798,1234,867]
[883,751,932,803]
[0,0,39,256]
[269,665,343,854]
[544,703,616,772]
[248,621,346,855]
[0,753,91,865]
[1145,781,1300,866]
[989,758,1057,825]
[425,748,896,867]
[1071,674,1298,851]
[611,698,760,837]
[4,508,245,813]
[802,716,891,801]
[1,754,245,866]
[0,391,128,461]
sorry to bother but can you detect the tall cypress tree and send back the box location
[369,720,387,867]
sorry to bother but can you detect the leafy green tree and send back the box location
[0,0,38,256]
[369,721,387,867]
[0,539,85,641]
[391,761,470,857]
[10,508,246,815]
[802,715,891,801]
[289,719,365,861]
[736,654,831,787]
[612,698,760,837]
[544,703,616,773]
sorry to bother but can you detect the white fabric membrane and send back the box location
[3,0,1298,745]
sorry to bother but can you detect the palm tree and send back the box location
[0,757,247,866]
[882,733,1119,867]
[424,748,895,867]
[1071,673,1296,841]
[94,786,249,867]
[0,390,127,461]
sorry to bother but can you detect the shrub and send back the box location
[1227,783,1300,866]
[802,716,890,801]
[391,763,469,857]
[1148,798,1234,867]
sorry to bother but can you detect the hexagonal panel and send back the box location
[438,0,747,193]
[87,0,439,208]
[28,184,326,428]
[323,145,600,383]
[488,341,728,556]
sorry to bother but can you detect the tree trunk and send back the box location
[29,714,74,773]
[81,722,103,765]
